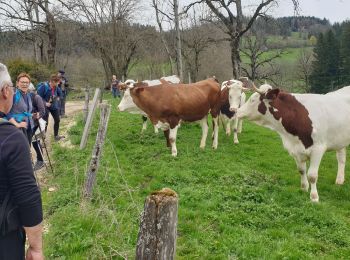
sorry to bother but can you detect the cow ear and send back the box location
[265,88,280,100]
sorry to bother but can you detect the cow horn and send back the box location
[252,82,265,95]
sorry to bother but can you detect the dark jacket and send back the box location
[0,114,43,227]
[37,82,63,111]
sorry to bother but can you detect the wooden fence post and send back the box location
[83,104,111,199]
[136,188,178,260]
[83,86,90,123]
[80,88,100,149]
[99,82,104,103]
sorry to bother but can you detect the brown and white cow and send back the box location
[129,78,221,156]
[231,82,350,202]
[118,75,180,133]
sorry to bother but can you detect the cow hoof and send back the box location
[200,145,205,149]
[310,193,319,203]
[226,131,231,136]
[171,152,177,157]
[336,178,344,185]
[301,183,309,192]
[212,145,218,150]
[234,140,239,144]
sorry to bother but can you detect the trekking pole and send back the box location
[33,131,50,174]
[37,121,54,174]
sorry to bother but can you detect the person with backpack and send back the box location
[28,84,46,171]
[57,69,69,117]
[6,73,34,144]
[37,74,64,141]
[0,63,44,260]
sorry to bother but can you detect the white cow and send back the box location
[231,82,350,202]
[220,79,248,143]
[118,75,180,133]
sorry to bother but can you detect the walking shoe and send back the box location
[33,161,44,171]
[54,135,65,141]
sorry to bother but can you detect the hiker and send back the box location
[37,74,64,141]
[57,69,69,117]
[28,84,46,171]
[111,75,121,98]
[0,63,44,260]
[7,73,34,144]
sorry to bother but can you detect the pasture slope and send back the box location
[43,97,350,259]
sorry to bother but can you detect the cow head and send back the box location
[226,79,250,112]
[117,79,141,113]
[236,83,274,122]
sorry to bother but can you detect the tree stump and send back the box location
[136,188,178,260]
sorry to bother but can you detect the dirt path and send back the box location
[32,101,85,181]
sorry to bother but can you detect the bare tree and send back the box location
[0,0,62,66]
[152,0,176,75]
[184,0,299,78]
[296,48,313,92]
[241,32,283,81]
[70,0,141,82]
[151,0,184,80]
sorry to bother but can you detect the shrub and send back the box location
[7,58,54,85]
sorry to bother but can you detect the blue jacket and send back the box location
[37,82,63,111]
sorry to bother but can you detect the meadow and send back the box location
[43,97,350,259]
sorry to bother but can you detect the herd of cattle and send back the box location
[116,75,350,202]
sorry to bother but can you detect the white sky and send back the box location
[273,0,350,24]
[138,0,350,26]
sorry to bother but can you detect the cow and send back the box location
[118,75,180,133]
[219,79,248,144]
[231,81,350,202]
[128,78,221,156]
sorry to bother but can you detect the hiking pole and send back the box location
[33,130,50,174]
[36,121,54,174]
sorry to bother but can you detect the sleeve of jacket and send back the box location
[34,95,46,118]
[3,128,43,227]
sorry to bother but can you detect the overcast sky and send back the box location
[273,0,350,24]
[139,0,350,26]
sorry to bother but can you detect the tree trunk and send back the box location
[174,0,183,81]
[136,188,178,260]
[46,13,56,66]
[230,37,241,79]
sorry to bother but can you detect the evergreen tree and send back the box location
[310,30,341,93]
[340,22,350,84]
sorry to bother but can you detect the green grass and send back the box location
[43,97,350,259]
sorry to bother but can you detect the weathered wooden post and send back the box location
[83,86,90,123]
[83,103,111,198]
[136,188,178,260]
[80,88,100,149]
[99,81,104,103]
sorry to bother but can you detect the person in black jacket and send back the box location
[0,63,44,260]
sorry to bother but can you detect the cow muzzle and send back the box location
[229,107,237,112]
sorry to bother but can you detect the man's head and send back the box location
[49,74,60,88]
[0,63,15,114]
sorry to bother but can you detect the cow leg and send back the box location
[169,125,179,157]
[294,158,308,192]
[199,116,208,149]
[212,116,219,149]
[233,116,239,144]
[238,118,243,134]
[307,149,325,202]
[163,129,171,147]
[141,116,147,133]
[335,147,346,185]
[153,125,159,134]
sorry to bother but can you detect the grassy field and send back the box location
[43,97,350,259]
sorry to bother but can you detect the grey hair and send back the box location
[0,63,13,91]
